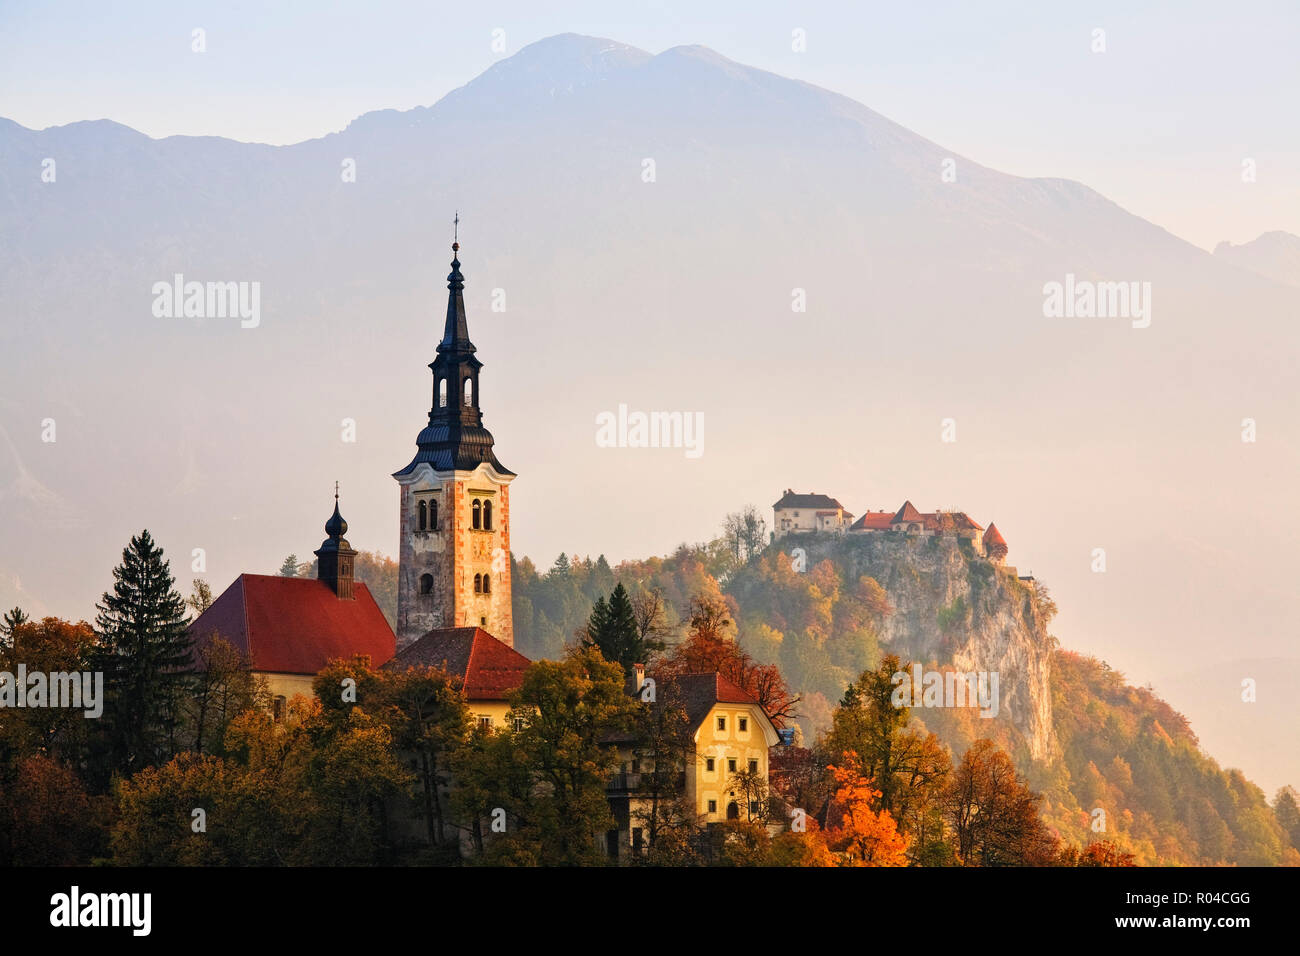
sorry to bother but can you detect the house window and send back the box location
[631,759,641,773]
[418,500,427,530]
[727,758,737,773]
[272,695,286,721]
[429,499,438,531]
[483,499,493,530]
[477,716,492,731]
[482,574,491,595]
[419,573,433,595]
[632,828,643,855]
[705,757,715,772]
[513,717,525,733]
[749,801,760,816]
[474,573,482,593]
[739,717,748,732]
[472,499,482,529]
[716,716,726,731]
[748,759,759,774]
[480,616,487,625]
[707,799,717,814]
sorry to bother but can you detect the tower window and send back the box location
[429,499,438,531]
[472,499,481,529]
[419,573,433,595]
[482,574,491,595]
[474,573,482,593]
[418,500,427,531]
[438,378,447,408]
[483,499,493,530]
[464,377,473,406]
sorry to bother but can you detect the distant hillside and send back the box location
[510,531,1298,866]
[1213,231,1300,287]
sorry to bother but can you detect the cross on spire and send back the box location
[334,480,339,501]
[453,210,459,253]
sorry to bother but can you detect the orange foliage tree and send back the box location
[823,753,909,866]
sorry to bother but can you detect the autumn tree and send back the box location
[721,505,768,568]
[186,635,268,756]
[1058,840,1137,866]
[0,754,105,865]
[945,738,1058,866]
[0,617,97,761]
[823,755,909,866]
[186,579,214,616]
[824,654,953,864]
[377,665,472,848]
[664,595,799,727]
[502,645,636,864]
[627,677,697,857]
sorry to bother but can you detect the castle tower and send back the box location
[393,230,516,650]
[315,486,358,600]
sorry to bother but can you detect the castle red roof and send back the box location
[984,523,1007,546]
[892,500,923,523]
[850,511,894,530]
[384,626,531,700]
[188,574,396,675]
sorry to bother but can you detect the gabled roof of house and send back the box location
[892,500,923,523]
[188,574,396,676]
[383,626,531,700]
[954,512,984,531]
[676,672,761,731]
[774,490,845,511]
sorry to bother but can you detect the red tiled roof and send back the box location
[384,626,531,700]
[189,574,395,675]
[954,512,984,531]
[892,500,923,523]
[984,523,1007,546]
[850,511,894,530]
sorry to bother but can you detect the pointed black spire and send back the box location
[316,484,357,599]
[393,221,514,478]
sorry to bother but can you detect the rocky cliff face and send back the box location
[792,532,1057,763]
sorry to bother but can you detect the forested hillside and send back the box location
[505,518,1299,866]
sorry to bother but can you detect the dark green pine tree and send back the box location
[584,583,643,672]
[92,530,194,779]
[0,607,29,645]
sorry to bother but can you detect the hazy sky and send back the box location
[1,0,1297,250]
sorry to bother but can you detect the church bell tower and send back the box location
[393,225,516,650]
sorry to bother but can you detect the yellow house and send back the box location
[606,669,780,859]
